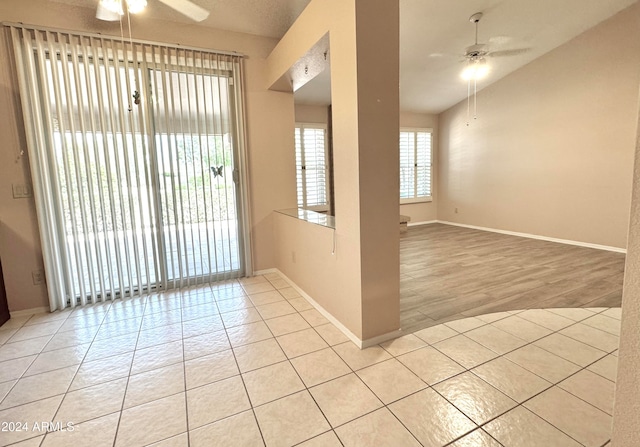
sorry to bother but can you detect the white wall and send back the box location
[437,4,640,249]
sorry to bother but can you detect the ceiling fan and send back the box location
[460,12,530,80]
[96,0,210,22]
[453,12,531,125]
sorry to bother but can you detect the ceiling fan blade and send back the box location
[156,0,210,22]
[488,35,514,47]
[428,52,465,59]
[488,48,531,58]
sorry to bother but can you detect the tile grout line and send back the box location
[109,295,150,447]
[422,310,615,446]
[249,278,338,446]
[231,277,365,445]
[5,301,116,444]
[179,292,191,447]
[356,307,615,445]
[148,301,598,445]
[306,318,426,444]
[214,280,269,447]
[100,281,243,446]
[35,301,607,444]
[0,274,619,447]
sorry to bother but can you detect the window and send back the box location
[400,128,433,203]
[295,123,329,210]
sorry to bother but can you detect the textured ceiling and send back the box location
[50,0,312,38]
[52,0,637,113]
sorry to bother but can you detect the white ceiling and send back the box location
[54,0,636,113]
[51,0,311,38]
[397,0,636,113]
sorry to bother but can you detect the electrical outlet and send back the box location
[32,270,45,285]
[454,207,459,214]
[12,183,33,199]
[291,251,296,263]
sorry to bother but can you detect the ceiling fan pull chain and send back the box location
[126,8,141,108]
[466,78,471,126]
[474,77,478,120]
[117,12,133,112]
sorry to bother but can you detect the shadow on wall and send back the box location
[0,218,49,313]
[0,67,49,312]
[251,212,276,272]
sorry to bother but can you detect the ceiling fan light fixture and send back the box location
[126,0,147,14]
[461,58,489,81]
[100,0,124,15]
[96,3,121,20]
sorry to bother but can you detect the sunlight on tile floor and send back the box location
[0,273,620,447]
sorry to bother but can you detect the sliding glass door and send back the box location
[47,57,162,299]
[14,27,247,307]
[150,67,242,287]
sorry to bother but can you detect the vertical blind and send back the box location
[10,25,252,311]
[295,123,329,210]
[400,129,432,200]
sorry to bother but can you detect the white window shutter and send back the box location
[400,129,432,201]
[295,124,329,209]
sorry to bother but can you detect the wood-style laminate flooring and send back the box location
[400,224,625,333]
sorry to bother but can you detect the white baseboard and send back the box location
[407,220,437,227]
[10,306,50,318]
[269,268,401,348]
[360,328,404,348]
[253,268,278,276]
[438,220,627,254]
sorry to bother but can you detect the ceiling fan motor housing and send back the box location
[465,44,487,60]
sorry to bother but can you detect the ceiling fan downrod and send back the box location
[470,12,483,46]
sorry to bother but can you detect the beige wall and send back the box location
[244,66,297,272]
[611,74,640,446]
[269,0,365,338]
[437,4,640,249]
[294,104,329,124]
[268,0,400,341]
[0,0,293,311]
[273,212,362,333]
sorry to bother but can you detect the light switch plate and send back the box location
[12,183,33,199]
[32,270,45,285]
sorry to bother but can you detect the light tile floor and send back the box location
[0,273,620,447]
